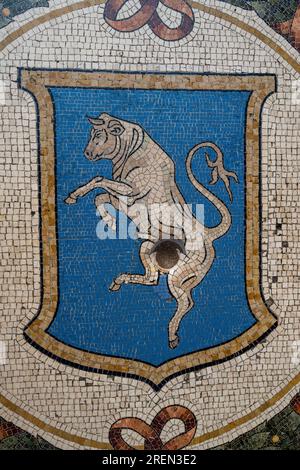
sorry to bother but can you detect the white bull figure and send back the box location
[65,113,238,349]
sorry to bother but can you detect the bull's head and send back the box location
[84,113,144,162]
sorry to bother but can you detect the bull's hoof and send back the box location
[169,336,179,349]
[109,280,122,292]
[65,195,77,205]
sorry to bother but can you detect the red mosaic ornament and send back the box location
[291,392,300,415]
[0,419,22,441]
[104,0,195,41]
[109,405,197,450]
[274,3,300,52]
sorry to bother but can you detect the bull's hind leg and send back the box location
[167,281,196,349]
[167,258,204,349]
[167,245,216,348]
[109,241,159,292]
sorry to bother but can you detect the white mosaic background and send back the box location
[0,0,299,449]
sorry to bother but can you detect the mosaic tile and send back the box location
[2,1,300,51]
[0,0,299,452]
[1,392,299,450]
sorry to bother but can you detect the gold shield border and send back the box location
[20,69,277,388]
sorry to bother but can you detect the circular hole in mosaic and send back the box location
[154,240,182,270]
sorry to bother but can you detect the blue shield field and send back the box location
[46,86,255,367]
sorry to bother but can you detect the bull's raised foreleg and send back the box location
[65,176,103,204]
[65,176,133,205]
[110,241,159,291]
[95,193,116,231]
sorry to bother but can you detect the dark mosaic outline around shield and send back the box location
[18,68,277,390]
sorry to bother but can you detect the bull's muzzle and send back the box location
[84,148,93,159]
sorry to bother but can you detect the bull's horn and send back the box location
[87,116,104,126]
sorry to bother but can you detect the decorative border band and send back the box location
[0,1,299,74]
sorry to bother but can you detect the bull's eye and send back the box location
[110,126,124,136]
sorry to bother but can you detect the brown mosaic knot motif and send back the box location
[291,392,300,415]
[104,0,195,41]
[0,419,22,441]
[109,405,197,450]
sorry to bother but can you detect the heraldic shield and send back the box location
[20,69,277,389]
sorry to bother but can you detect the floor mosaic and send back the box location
[1,392,299,450]
[0,0,299,451]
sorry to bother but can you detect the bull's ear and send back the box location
[87,116,104,126]
[128,126,144,157]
